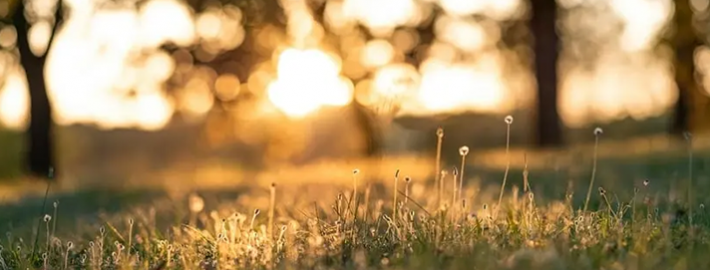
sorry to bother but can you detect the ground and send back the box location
[2,119,710,269]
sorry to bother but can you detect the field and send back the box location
[2,123,710,269]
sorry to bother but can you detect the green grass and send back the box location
[1,161,710,269]
[0,129,23,180]
[3,122,710,269]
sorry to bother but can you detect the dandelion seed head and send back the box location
[188,193,205,214]
[594,127,603,136]
[459,146,470,156]
[504,115,513,124]
[43,214,51,222]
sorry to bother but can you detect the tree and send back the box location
[530,0,563,147]
[670,0,710,135]
[9,0,64,179]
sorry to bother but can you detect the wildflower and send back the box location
[436,128,444,138]
[43,214,51,222]
[598,187,606,195]
[643,179,650,187]
[353,169,360,174]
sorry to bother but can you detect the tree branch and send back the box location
[43,0,65,59]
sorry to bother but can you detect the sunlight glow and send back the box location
[340,0,421,36]
[0,0,687,129]
[417,60,504,113]
[267,48,353,118]
[0,70,29,129]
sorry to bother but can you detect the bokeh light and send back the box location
[0,0,697,131]
[267,48,353,118]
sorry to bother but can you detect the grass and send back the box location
[3,125,710,269]
[2,172,710,270]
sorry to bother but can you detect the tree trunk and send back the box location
[530,0,563,147]
[13,1,58,179]
[671,0,710,135]
[351,101,382,157]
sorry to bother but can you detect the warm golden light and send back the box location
[417,59,505,113]
[360,39,395,68]
[0,70,29,129]
[215,74,241,101]
[267,48,353,118]
[340,0,422,36]
[0,0,688,130]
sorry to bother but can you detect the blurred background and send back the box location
[0,0,709,192]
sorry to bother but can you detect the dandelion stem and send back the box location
[435,128,444,210]
[31,178,52,261]
[497,120,512,216]
[584,128,602,212]
[686,132,694,228]
[393,170,400,221]
[269,183,276,238]
[459,156,466,206]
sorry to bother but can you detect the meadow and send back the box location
[2,118,710,269]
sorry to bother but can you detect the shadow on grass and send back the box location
[468,149,710,210]
[0,186,251,238]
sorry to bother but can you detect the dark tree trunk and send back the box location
[530,0,563,147]
[351,101,382,157]
[12,0,61,179]
[671,0,710,135]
